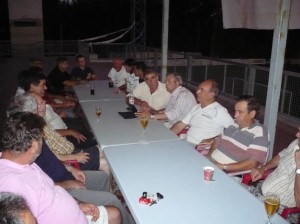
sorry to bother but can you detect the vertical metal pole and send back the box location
[248,67,256,95]
[161,0,169,80]
[280,75,288,113]
[264,0,291,160]
[223,64,227,93]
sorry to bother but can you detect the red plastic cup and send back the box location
[203,166,214,181]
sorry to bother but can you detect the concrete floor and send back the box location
[0,56,297,156]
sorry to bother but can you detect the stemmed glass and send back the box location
[139,113,149,135]
[95,105,102,122]
[264,193,280,224]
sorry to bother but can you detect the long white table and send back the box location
[104,140,288,224]
[80,100,180,148]
[73,80,125,102]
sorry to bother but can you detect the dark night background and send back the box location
[0,0,300,59]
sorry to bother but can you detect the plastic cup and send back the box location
[203,166,214,181]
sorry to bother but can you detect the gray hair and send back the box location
[0,192,32,224]
[7,93,37,117]
[167,72,183,85]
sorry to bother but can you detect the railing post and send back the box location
[187,56,192,83]
[247,67,256,95]
[280,74,288,113]
[223,64,227,93]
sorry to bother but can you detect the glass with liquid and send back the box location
[95,105,102,122]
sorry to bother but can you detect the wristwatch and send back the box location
[223,165,228,171]
[296,168,300,174]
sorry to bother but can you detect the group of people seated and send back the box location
[109,57,300,222]
[0,56,135,224]
[0,55,299,223]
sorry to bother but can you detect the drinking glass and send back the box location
[264,193,280,224]
[95,105,102,122]
[139,113,149,135]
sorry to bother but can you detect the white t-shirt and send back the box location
[182,102,234,145]
[45,104,67,129]
[107,66,129,87]
[133,81,171,110]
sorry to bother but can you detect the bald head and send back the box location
[113,58,123,72]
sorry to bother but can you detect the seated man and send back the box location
[123,58,139,93]
[71,54,97,81]
[242,127,300,223]
[137,73,197,128]
[0,112,121,224]
[0,192,36,224]
[171,79,234,145]
[207,95,269,173]
[19,69,77,115]
[133,61,146,83]
[7,93,106,173]
[20,70,96,149]
[107,57,129,90]
[34,140,134,224]
[29,57,44,70]
[131,68,171,112]
[47,57,86,95]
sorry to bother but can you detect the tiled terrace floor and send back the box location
[0,56,298,157]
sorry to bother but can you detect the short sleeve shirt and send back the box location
[262,139,298,207]
[107,66,128,87]
[45,104,67,130]
[212,120,269,164]
[133,81,171,110]
[182,102,234,145]
[0,158,87,224]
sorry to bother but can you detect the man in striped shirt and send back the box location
[250,126,300,209]
[208,95,269,173]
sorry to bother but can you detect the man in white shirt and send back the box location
[132,68,170,112]
[138,73,197,128]
[171,79,234,145]
[107,58,129,90]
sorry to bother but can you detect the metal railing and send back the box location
[1,40,300,121]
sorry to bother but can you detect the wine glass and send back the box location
[264,192,280,224]
[95,105,102,122]
[139,113,149,135]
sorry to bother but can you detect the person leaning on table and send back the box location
[207,95,269,173]
[0,112,121,224]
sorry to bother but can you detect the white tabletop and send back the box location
[73,80,125,102]
[80,100,180,148]
[104,140,288,224]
